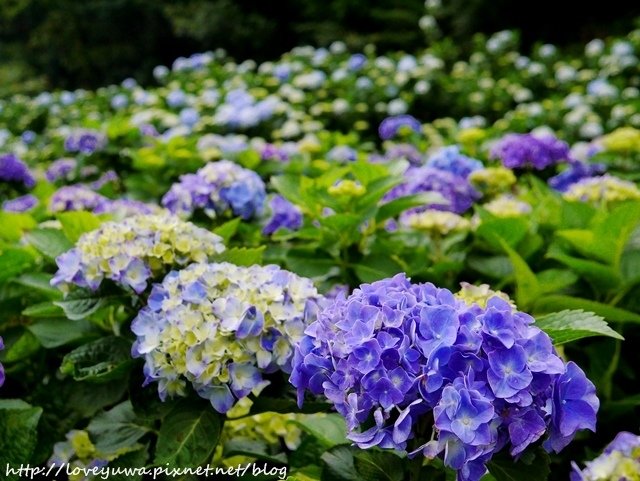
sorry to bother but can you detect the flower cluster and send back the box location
[401,209,471,235]
[468,167,516,196]
[378,115,422,140]
[3,194,38,213]
[571,432,640,481]
[64,129,107,154]
[291,274,599,481]
[0,153,35,188]
[425,146,483,178]
[131,262,320,413]
[51,215,225,293]
[45,158,77,183]
[162,160,266,220]
[563,175,640,204]
[48,430,108,480]
[386,166,480,214]
[491,133,570,170]
[548,162,606,192]
[49,185,106,212]
[599,127,640,153]
[482,195,532,218]
[263,195,303,235]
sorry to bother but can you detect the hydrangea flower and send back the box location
[571,432,640,481]
[131,262,320,413]
[48,430,109,479]
[263,195,303,235]
[291,274,598,481]
[548,162,606,192]
[425,146,483,179]
[383,144,424,166]
[386,167,480,214]
[400,209,471,235]
[3,194,38,213]
[0,153,36,188]
[45,158,77,183]
[162,160,266,220]
[563,175,640,204]
[600,127,640,153]
[51,215,225,293]
[378,115,421,140]
[482,195,532,217]
[49,185,107,213]
[491,133,570,170]
[455,283,514,309]
[469,167,516,196]
[64,129,107,154]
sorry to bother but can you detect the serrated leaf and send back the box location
[57,211,102,243]
[14,273,62,299]
[0,399,42,478]
[353,450,404,481]
[212,217,241,243]
[60,336,134,382]
[534,295,640,324]
[292,414,348,449]
[28,318,98,348]
[25,228,73,259]
[154,398,222,468]
[535,309,623,344]
[321,446,359,481]
[213,246,265,267]
[87,401,150,456]
[54,289,123,321]
[353,256,403,283]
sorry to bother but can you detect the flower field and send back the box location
[1,15,640,481]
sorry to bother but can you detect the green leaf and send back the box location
[499,240,539,309]
[292,414,348,449]
[487,450,550,481]
[54,289,119,321]
[248,396,331,415]
[353,450,404,481]
[375,193,445,223]
[0,248,35,284]
[286,255,340,281]
[25,228,73,259]
[536,269,578,294]
[0,399,43,477]
[467,256,512,280]
[14,273,62,300]
[547,248,621,291]
[0,212,36,242]
[56,211,102,243]
[534,295,640,324]
[154,398,222,468]
[87,401,150,456]
[321,446,359,481]
[592,201,640,267]
[60,336,134,382]
[353,256,403,283]
[213,246,265,266]
[3,329,40,362]
[212,217,241,243]
[22,302,64,318]
[477,217,529,249]
[28,318,98,348]
[272,175,306,207]
[535,309,623,344]
[223,438,287,464]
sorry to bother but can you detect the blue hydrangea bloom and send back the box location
[3,194,38,213]
[263,195,303,235]
[426,146,484,179]
[548,161,606,192]
[385,166,480,214]
[0,153,36,188]
[491,133,570,170]
[49,185,107,213]
[162,160,266,220]
[132,262,320,413]
[45,158,77,183]
[379,115,422,140]
[64,129,107,154]
[291,274,598,481]
[570,432,640,480]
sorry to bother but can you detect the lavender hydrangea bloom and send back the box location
[0,153,36,188]
[548,162,606,192]
[64,130,107,154]
[45,158,77,183]
[379,115,422,140]
[263,195,303,235]
[291,274,598,481]
[131,262,320,413]
[386,166,480,214]
[3,194,38,212]
[384,144,424,166]
[426,146,484,179]
[49,185,107,212]
[0,336,4,387]
[570,432,640,481]
[491,133,570,170]
[162,160,266,220]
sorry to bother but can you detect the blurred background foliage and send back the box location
[0,0,639,96]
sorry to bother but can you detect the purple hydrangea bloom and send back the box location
[45,158,77,183]
[3,194,38,213]
[263,195,303,235]
[0,336,4,387]
[548,161,606,192]
[385,166,481,214]
[21,130,36,145]
[261,143,290,162]
[64,130,107,155]
[291,274,598,481]
[426,146,484,179]
[162,160,266,220]
[49,185,106,213]
[384,144,424,166]
[570,433,639,481]
[491,133,570,170]
[379,115,422,140]
[0,153,36,188]
[347,54,367,71]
